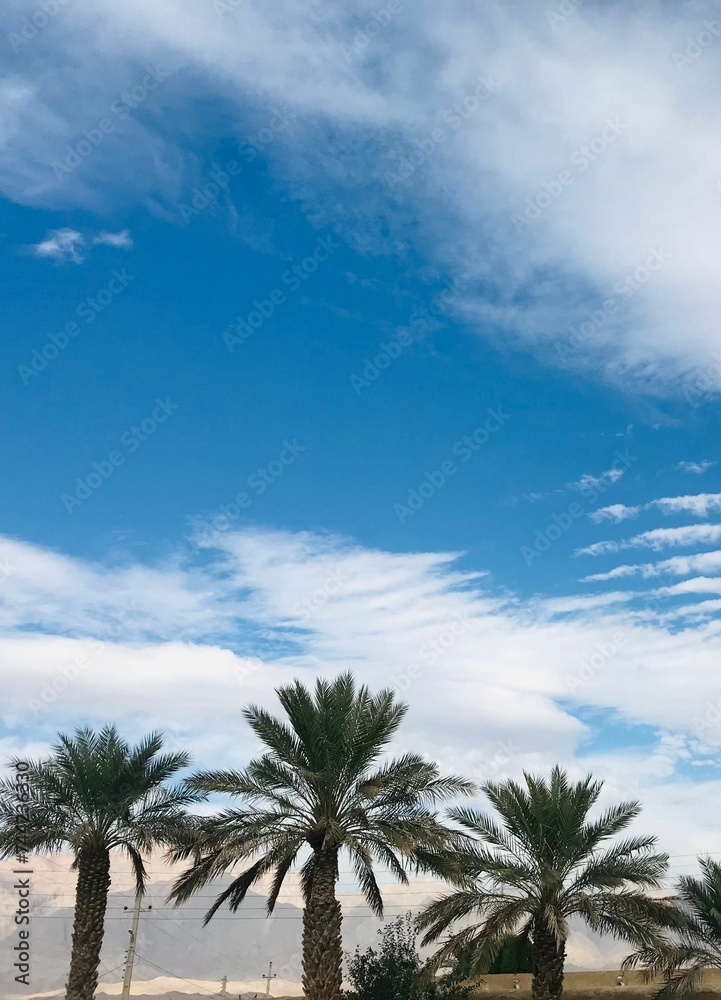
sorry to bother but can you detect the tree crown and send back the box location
[170,672,475,920]
[0,724,198,892]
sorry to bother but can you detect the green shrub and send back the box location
[346,913,471,1000]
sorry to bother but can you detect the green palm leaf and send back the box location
[170,671,474,1000]
[0,725,197,1000]
[419,767,675,1000]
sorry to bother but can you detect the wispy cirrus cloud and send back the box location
[677,460,716,474]
[589,503,641,524]
[577,523,721,557]
[569,468,626,493]
[1,0,718,388]
[591,492,721,523]
[653,493,721,517]
[92,229,133,249]
[1,525,718,756]
[26,227,133,264]
[29,227,85,264]
[652,577,721,597]
[583,550,721,581]
[1,522,718,993]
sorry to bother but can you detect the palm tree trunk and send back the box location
[532,920,566,1000]
[302,848,342,1000]
[66,846,111,1000]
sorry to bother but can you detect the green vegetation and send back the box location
[346,912,471,1000]
[0,725,197,1000]
[0,679,716,1000]
[623,856,721,998]
[417,766,685,1000]
[169,672,474,1000]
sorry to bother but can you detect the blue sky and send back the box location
[1,192,716,595]
[0,0,719,888]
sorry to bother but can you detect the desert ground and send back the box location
[468,968,721,997]
[25,967,718,1000]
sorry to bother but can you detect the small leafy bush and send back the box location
[345,913,471,1000]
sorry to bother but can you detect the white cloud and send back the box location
[26,227,134,264]
[29,227,84,264]
[628,524,721,551]
[677,460,715,474]
[652,577,721,597]
[652,493,721,517]
[583,550,721,581]
[590,493,721,523]
[1,526,718,759]
[577,523,721,556]
[576,540,622,556]
[569,468,625,493]
[93,229,133,248]
[1,526,718,987]
[589,503,640,524]
[1,0,718,386]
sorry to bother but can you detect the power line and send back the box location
[149,906,245,968]
[99,963,126,980]
[4,850,718,878]
[134,952,223,995]
[21,910,423,920]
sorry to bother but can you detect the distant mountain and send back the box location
[1,876,394,997]
[1,871,633,997]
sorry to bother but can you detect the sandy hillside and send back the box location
[24,968,721,1000]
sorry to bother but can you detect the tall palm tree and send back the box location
[169,672,475,1000]
[623,856,721,997]
[0,725,198,1000]
[418,766,683,1000]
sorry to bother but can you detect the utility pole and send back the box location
[220,974,228,997]
[262,961,277,996]
[121,891,151,999]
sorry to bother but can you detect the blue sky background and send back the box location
[0,0,719,947]
[1,190,717,597]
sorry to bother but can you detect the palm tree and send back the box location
[169,672,475,1000]
[623,856,721,997]
[418,766,683,1000]
[0,725,198,1000]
